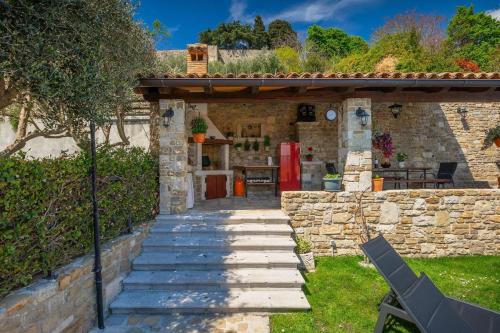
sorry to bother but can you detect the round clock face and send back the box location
[325,109,337,121]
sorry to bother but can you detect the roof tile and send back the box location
[145,72,500,80]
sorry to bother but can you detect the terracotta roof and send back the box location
[144,72,500,80]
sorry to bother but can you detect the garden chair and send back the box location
[423,162,457,188]
[361,235,500,333]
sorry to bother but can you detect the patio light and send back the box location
[161,107,174,127]
[389,103,403,118]
[457,107,468,119]
[355,107,370,127]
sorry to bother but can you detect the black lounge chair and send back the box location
[424,162,457,188]
[361,236,500,333]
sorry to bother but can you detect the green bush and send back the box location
[0,146,158,298]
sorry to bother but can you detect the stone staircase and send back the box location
[108,210,310,317]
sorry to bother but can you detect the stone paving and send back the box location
[89,314,269,333]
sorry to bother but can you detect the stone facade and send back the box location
[0,225,151,333]
[159,100,188,214]
[372,102,500,188]
[282,190,499,257]
[339,98,373,191]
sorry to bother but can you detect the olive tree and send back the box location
[0,0,155,156]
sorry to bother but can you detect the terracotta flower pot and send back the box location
[193,133,206,143]
[306,156,313,162]
[495,137,500,147]
[372,178,384,192]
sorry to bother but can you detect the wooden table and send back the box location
[233,165,280,197]
[373,167,433,188]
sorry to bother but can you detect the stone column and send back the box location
[148,101,160,157]
[338,98,372,191]
[159,99,188,214]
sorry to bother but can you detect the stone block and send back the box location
[379,202,399,224]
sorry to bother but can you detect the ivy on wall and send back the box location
[0,147,158,298]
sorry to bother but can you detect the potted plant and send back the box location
[263,135,271,151]
[234,142,242,152]
[226,131,234,140]
[372,174,384,192]
[295,236,315,272]
[396,152,408,168]
[244,139,251,151]
[484,125,500,148]
[372,132,394,168]
[323,173,342,191]
[305,147,314,161]
[252,140,259,151]
[191,116,208,143]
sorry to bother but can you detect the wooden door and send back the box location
[205,175,227,199]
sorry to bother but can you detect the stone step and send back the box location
[110,289,311,314]
[123,269,304,290]
[150,223,293,236]
[142,235,296,252]
[132,251,300,270]
[155,211,289,225]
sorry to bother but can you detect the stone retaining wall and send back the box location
[282,190,499,257]
[0,224,151,333]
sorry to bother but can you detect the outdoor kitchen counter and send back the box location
[233,165,280,197]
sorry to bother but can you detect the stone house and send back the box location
[137,44,500,212]
[137,43,500,257]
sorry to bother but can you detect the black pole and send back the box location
[90,121,105,329]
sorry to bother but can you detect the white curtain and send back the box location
[186,172,194,209]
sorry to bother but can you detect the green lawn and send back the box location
[271,256,500,333]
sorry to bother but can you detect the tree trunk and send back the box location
[115,105,130,145]
[149,101,160,156]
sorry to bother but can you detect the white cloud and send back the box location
[229,0,253,22]
[264,0,378,24]
[486,7,500,20]
[228,0,378,25]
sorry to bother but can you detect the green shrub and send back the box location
[0,146,158,298]
[295,236,313,254]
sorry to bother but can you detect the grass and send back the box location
[271,256,500,333]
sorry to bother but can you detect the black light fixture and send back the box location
[161,107,174,127]
[389,103,403,118]
[355,107,370,126]
[457,106,468,119]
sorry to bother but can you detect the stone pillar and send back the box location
[338,98,372,191]
[148,101,160,157]
[159,99,188,214]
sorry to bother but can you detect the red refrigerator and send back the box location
[279,142,301,192]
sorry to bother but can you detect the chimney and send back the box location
[187,43,208,75]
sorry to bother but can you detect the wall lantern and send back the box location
[457,107,468,119]
[355,107,370,127]
[389,103,403,118]
[161,107,174,127]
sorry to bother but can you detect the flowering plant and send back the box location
[372,132,394,158]
[305,147,313,161]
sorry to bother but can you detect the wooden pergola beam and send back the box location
[141,87,500,103]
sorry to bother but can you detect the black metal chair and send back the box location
[424,162,457,188]
[361,236,500,333]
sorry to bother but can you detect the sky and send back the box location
[135,0,500,50]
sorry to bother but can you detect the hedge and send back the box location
[0,146,158,298]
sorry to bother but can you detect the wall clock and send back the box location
[325,108,337,121]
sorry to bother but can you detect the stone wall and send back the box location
[0,225,151,333]
[372,102,500,188]
[159,100,188,214]
[282,190,499,257]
